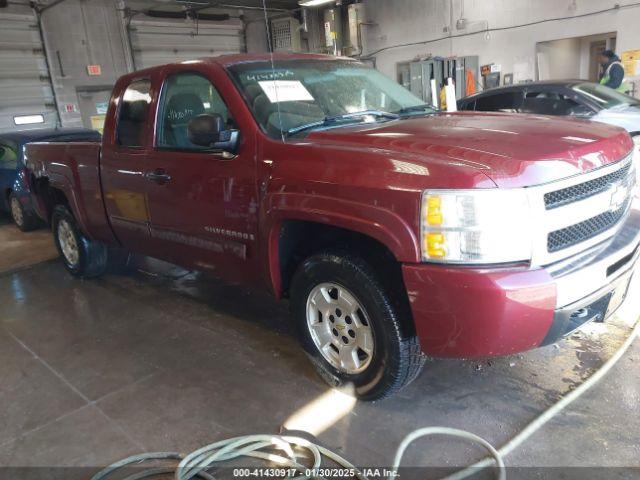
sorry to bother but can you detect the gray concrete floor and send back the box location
[0,214,639,479]
[0,214,57,275]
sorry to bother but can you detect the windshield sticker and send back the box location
[245,70,295,82]
[258,80,314,103]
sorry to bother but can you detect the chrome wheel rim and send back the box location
[10,197,23,227]
[306,282,374,374]
[58,219,79,266]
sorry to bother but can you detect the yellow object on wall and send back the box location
[90,114,106,134]
[622,50,640,77]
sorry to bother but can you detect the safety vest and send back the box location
[600,61,631,93]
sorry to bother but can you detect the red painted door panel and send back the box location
[143,69,259,283]
[100,78,154,252]
[144,150,258,280]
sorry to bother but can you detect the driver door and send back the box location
[144,69,259,283]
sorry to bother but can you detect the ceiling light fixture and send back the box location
[298,0,335,7]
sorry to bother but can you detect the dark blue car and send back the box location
[0,128,101,231]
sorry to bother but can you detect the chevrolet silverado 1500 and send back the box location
[25,54,639,399]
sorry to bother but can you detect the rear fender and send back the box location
[35,167,93,237]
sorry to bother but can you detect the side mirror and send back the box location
[188,113,224,146]
[187,113,240,156]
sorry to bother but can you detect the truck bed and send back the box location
[26,142,116,243]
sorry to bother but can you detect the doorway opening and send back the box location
[76,87,113,134]
[536,33,617,82]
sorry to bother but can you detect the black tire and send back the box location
[9,193,39,232]
[290,250,425,400]
[52,205,107,278]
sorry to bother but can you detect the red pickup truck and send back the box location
[25,54,639,399]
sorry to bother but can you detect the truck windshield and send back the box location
[227,59,434,138]
[573,83,640,110]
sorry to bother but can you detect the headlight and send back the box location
[421,189,533,264]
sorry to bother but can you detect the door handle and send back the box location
[145,169,171,184]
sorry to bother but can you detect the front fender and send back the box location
[262,192,420,296]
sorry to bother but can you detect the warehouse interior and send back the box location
[1,0,640,478]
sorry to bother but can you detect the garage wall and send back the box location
[129,15,245,70]
[363,0,640,90]
[35,0,270,129]
[40,0,131,128]
[0,2,57,132]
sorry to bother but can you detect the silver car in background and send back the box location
[458,80,640,185]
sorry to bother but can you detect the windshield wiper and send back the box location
[394,104,437,115]
[286,110,399,137]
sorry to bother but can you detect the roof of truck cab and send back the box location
[118,54,359,80]
[0,128,101,146]
[207,53,356,66]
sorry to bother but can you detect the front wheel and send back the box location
[290,251,425,400]
[52,205,107,278]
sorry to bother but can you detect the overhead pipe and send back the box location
[142,8,231,21]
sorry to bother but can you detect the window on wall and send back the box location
[117,79,152,148]
[156,73,232,151]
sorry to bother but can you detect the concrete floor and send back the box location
[0,215,57,275]
[0,214,639,479]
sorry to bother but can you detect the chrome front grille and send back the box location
[544,162,633,210]
[525,151,636,267]
[547,199,632,252]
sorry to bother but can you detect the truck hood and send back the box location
[306,112,633,188]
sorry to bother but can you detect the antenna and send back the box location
[261,0,286,143]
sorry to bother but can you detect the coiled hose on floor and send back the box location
[91,318,639,480]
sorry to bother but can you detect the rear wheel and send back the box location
[9,193,39,232]
[52,205,107,278]
[290,250,425,400]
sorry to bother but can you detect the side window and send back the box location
[117,79,152,148]
[521,91,593,116]
[475,92,522,112]
[157,72,232,150]
[459,99,476,111]
[0,143,18,169]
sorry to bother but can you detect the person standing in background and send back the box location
[599,50,630,93]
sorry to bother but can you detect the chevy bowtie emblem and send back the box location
[609,183,628,212]
[335,324,346,331]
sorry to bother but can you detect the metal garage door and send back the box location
[129,16,244,70]
[0,4,57,132]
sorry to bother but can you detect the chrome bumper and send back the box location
[549,202,640,309]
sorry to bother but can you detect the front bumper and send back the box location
[403,204,640,358]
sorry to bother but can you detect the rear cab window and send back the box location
[116,79,152,148]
